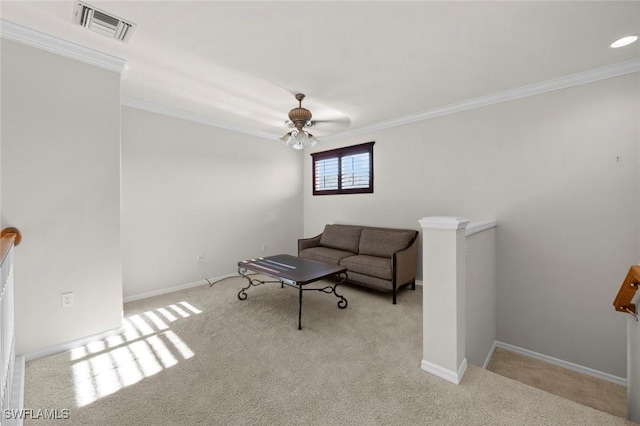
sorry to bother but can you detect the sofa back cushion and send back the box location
[358,228,416,258]
[319,225,362,253]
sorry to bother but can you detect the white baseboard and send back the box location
[23,326,125,362]
[421,358,468,385]
[493,341,627,387]
[123,273,238,303]
[482,340,498,369]
[24,274,241,361]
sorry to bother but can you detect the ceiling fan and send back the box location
[280,93,318,150]
[279,93,351,149]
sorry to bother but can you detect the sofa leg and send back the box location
[411,279,416,290]
[393,281,397,304]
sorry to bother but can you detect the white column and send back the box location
[419,216,469,384]
[628,312,640,422]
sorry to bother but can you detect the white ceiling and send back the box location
[1,1,639,140]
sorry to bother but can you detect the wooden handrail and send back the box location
[0,227,21,265]
[613,265,640,317]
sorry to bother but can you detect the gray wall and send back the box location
[303,73,640,378]
[465,226,497,367]
[121,107,304,298]
[1,40,123,355]
[2,28,637,380]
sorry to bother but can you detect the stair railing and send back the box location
[613,265,640,320]
[0,227,21,418]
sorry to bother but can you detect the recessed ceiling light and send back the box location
[610,35,638,48]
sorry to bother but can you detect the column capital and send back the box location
[419,216,470,230]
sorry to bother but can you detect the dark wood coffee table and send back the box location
[237,254,348,330]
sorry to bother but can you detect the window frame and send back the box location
[311,141,375,196]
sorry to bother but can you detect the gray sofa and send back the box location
[298,224,419,304]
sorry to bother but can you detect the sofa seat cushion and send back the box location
[299,247,355,265]
[319,224,363,253]
[358,228,416,258]
[346,271,393,293]
[339,255,393,281]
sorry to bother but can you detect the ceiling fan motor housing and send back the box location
[288,93,312,130]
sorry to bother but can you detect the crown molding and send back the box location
[0,19,126,73]
[321,58,640,143]
[2,19,638,140]
[121,97,280,141]
[122,57,639,142]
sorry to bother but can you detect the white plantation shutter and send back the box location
[341,152,370,189]
[315,157,339,191]
[311,142,374,195]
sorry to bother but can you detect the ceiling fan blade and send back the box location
[311,118,351,124]
[309,116,352,131]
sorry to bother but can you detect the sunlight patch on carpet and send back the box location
[70,301,201,407]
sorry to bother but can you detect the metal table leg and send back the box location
[298,283,303,330]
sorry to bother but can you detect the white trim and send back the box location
[421,358,468,385]
[123,273,238,303]
[121,56,640,142]
[419,216,470,230]
[22,274,239,361]
[123,57,640,142]
[321,58,640,143]
[5,20,637,145]
[482,340,498,369]
[9,355,25,426]
[23,326,125,362]
[466,220,498,237]
[0,19,126,74]
[121,97,279,141]
[494,341,627,387]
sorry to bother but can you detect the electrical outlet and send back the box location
[261,243,267,253]
[62,292,74,308]
[197,253,204,263]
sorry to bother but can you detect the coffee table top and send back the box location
[238,254,346,285]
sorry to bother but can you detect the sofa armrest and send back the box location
[393,233,419,285]
[298,234,322,255]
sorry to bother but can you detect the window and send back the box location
[311,142,374,195]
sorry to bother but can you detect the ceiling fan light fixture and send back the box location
[281,128,317,150]
[281,93,319,149]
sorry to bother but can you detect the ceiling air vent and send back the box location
[73,1,136,43]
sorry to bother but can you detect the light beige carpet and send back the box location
[487,346,627,418]
[23,277,636,425]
